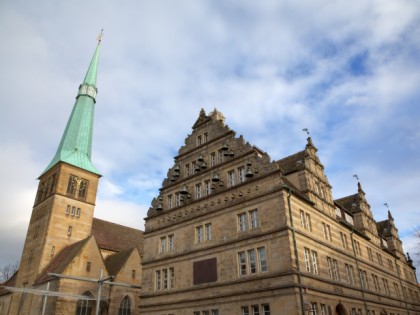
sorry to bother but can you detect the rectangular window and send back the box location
[67,226,72,236]
[376,253,383,266]
[167,195,173,209]
[393,282,400,298]
[320,304,327,315]
[311,251,319,274]
[304,248,311,272]
[251,305,260,315]
[196,224,211,243]
[163,268,168,289]
[195,183,202,199]
[322,222,331,241]
[353,240,361,255]
[78,179,88,199]
[132,269,136,279]
[262,304,270,315]
[238,213,247,231]
[205,223,212,241]
[196,225,204,243]
[300,210,305,228]
[387,258,393,270]
[211,310,219,315]
[211,152,216,166]
[197,135,202,146]
[311,303,318,315]
[175,193,181,207]
[156,270,161,290]
[382,278,389,295]
[238,247,268,276]
[169,267,174,288]
[160,237,167,253]
[66,205,70,215]
[205,180,211,196]
[67,175,77,195]
[299,210,311,231]
[372,274,380,292]
[332,259,340,280]
[340,232,348,249]
[192,161,197,174]
[76,208,81,217]
[239,252,247,276]
[238,166,246,183]
[258,247,268,272]
[71,206,76,216]
[327,257,333,279]
[204,132,208,143]
[228,170,235,187]
[359,269,366,288]
[185,164,190,177]
[242,306,250,315]
[238,209,259,231]
[218,150,224,164]
[86,261,91,272]
[168,234,174,251]
[248,249,257,274]
[345,264,354,284]
[249,210,259,229]
[367,247,373,261]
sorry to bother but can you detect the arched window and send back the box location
[118,296,131,315]
[76,292,94,315]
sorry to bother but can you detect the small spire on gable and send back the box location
[388,209,394,221]
[209,107,225,124]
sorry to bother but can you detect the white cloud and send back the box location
[1,0,420,271]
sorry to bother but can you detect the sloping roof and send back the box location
[92,218,143,252]
[34,237,91,285]
[104,248,135,277]
[276,150,305,174]
[0,270,18,296]
[376,220,392,237]
[335,194,359,213]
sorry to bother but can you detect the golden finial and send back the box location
[97,29,104,44]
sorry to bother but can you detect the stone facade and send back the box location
[140,109,420,315]
[3,105,420,315]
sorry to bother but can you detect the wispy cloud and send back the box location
[1,0,419,276]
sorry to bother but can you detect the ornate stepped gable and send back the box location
[146,108,291,229]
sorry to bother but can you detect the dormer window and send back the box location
[197,135,202,146]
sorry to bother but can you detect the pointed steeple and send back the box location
[41,38,102,176]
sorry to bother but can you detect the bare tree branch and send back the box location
[0,262,19,283]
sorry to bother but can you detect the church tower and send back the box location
[9,38,102,314]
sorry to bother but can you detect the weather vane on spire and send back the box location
[353,174,359,181]
[302,128,310,135]
[97,29,104,44]
[384,202,389,209]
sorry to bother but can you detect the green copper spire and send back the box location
[41,37,102,176]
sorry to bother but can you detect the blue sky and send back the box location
[0,0,419,276]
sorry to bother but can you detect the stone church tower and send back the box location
[8,40,102,314]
